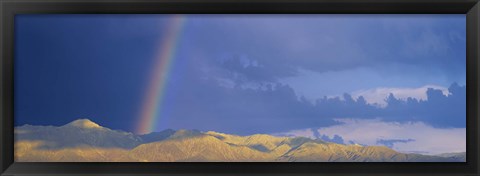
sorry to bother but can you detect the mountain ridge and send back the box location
[14,119,465,162]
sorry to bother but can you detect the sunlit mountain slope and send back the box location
[14,119,464,162]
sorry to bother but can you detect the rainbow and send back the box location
[136,15,186,134]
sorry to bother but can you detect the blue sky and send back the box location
[14,15,466,153]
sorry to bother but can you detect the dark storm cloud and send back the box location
[183,15,466,83]
[376,139,416,148]
[218,55,293,83]
[161,69,339,134]
[159,15,466,134]
[312,83,466,128]
[319,134,345,144]
[162,61,466,134]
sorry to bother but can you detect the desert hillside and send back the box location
[14,119,465,162]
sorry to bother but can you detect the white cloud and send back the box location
[273,118,465,155]
[280,65,453,105]
[351,85,450,107]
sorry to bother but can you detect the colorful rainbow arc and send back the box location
[136,15,186,134]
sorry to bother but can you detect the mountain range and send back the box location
[14,119,465,162]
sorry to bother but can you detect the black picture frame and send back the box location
[1,0,479,175]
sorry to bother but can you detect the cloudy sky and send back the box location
[14,14,466,155]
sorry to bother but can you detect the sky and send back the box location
[14,14,466,154]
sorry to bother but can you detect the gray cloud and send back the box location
[156,15,466,135]
[182,15,465,83]
[376,139,415,148]
[160,59,465,134]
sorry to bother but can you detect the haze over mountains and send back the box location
[15,119,465,162]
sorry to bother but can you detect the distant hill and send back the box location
[435,152,466,162]
[14,119,464,162]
